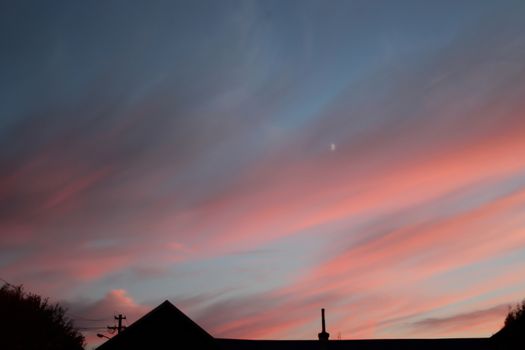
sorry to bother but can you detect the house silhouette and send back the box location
[96,301,217,350]
[96,300,493,350]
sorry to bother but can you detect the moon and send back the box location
[330,143,336,151]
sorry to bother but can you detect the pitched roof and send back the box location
[96,300,217,350]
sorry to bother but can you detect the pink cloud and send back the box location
[172,116,525,257]
[2,95,525,343]
[67,289,150,349]
[409,304,510,337]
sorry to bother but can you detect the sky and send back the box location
[1,0,525,348]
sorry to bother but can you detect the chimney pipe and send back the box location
[318,308,329,342]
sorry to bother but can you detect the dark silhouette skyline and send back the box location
[96,300,498,350]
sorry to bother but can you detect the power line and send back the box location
[68,314,112,322]
[77,327,108,330]
[1,278,116,334]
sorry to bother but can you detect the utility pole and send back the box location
[107,314,126,334]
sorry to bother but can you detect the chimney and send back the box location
[318,308,330,342]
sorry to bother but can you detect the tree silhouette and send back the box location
[0,283,84,350]
[492,299,525,348]
[504,299,525,329]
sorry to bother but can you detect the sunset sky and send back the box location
[2,0,525,348]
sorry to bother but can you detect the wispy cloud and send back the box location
[409,304,509,336]
[1,1,525,348]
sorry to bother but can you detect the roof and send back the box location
[96,301,495,350]
[216,338,492,350]
[96,300,218,350]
